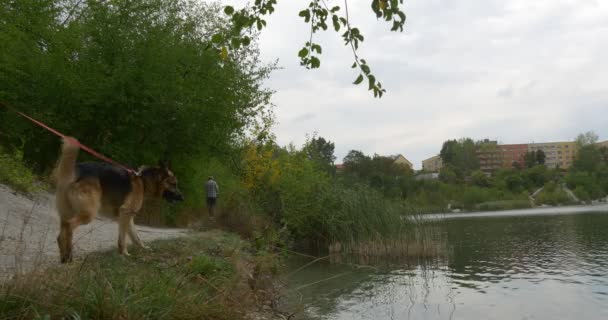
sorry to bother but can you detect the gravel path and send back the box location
[0,184,189,279]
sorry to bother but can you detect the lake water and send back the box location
[285,209,608,320]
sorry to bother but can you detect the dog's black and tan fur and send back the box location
[54,137,183,263]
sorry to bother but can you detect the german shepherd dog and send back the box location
[54,137,183,263]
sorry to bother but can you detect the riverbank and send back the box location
[418,203,608,220]
[0,184,286,319]
[0,230,286,319]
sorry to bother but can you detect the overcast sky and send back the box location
[225,0,608,169]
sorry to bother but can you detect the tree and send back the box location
[524,151,536,168]
[511,161,523,170]
[575,131,599,147]
[470,170,490,187]
[572,145,602,172]
[439,138,479,176]
[0,0,274,198]
[343,150,372,176]
[523,165,551,188]
[220,0,407,98]
[536,150,546,165]
[439,166,459,184]
[439,140,459,166]
[303,134,336,174]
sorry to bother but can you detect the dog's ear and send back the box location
[157,160,172,170]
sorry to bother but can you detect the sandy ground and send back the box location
[0,184,189,279]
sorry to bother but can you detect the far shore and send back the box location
[414,203,608,220]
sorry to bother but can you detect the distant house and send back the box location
[597,140,608,148]
[391,154,413,170]
[422,155,443,173]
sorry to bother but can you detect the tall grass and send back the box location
[0,232,280,319]
[321,184,409,245]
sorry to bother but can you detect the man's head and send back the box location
[208,176,214,180]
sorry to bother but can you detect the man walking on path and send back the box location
[206,176,219,218]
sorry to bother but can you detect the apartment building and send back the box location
[528,141,577,169]
[422,155,443,172]
[477,140,502,173]
[421,137,595,175]
[500,144,528,168]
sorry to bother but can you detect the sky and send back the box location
[223,0,608,169]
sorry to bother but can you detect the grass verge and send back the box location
[0,231,281,320]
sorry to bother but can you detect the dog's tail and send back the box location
[53,137,79,189]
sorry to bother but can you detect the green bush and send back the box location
[0,148,39,194]
[573,186,591,202]
[536,183,573,205]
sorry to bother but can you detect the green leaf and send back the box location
[211,34,222,44]
[332,15,340,31]
[224,6,235,15]
[298,47,309,58]
[368,75,376,90]
[351,62,357,68]
[312,44,322,54]
[231,37,241,49]
[353,74,364,85]
[242,36,251,46]
[298,9,311,22]
[397,11,406,22]
[310,56,321,68]
[361,64,370,75]
[371,0,382,18]
[379,0,387,10]
[391,21,399,31]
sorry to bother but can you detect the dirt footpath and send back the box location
[0,184,189,279]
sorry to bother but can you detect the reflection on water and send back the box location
[286,211,608,320]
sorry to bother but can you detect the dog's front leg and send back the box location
[127,215,150,250]
[118,212,132,256]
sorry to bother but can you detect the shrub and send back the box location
[573,186,591,202]
[0,148,39,194]
[536,183,572,205]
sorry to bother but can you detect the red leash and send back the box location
[1,101,136,174]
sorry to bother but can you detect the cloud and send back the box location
[222,0,608,169]
[290,112,316,123]
[497,86,514,98]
